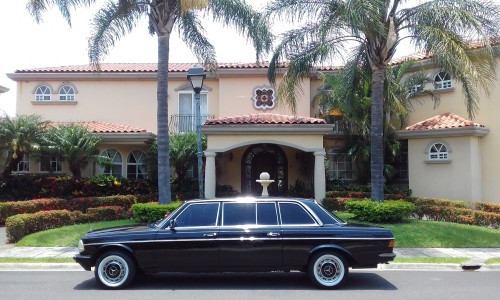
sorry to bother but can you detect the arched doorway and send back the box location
[241,144,288,196]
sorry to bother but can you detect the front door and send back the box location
[241,144,288,196]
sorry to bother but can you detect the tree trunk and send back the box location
[370,67,385,202]
[69,162,82,178]
[157,33,172,204]
[1,151,23,178]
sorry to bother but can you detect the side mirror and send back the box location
[168,219,176,230]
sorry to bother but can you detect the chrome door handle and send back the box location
[267,232,280,237]
[204,233,217,237]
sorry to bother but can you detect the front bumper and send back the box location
[73,254,94,271]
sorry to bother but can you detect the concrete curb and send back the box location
[0,263,83,271]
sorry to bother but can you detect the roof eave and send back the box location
[201,124,333,135]
[98,132,155,143]
[396,127,489,139]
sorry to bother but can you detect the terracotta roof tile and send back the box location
[14,62,343,73]
[390,39,500,65]
[204,113,326,125]
[50,121,148,133]
[405,113,484,131]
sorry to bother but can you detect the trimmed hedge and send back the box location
[5,206,133,243]
[0,195,156,225]
[132,202,183,224]
[345,200,416,223]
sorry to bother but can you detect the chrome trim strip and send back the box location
[84,236,393,246]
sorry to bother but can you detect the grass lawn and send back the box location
[335,212,500,248]
[0,257,74,263]
[393,257,470,264]
[16,219,138,247]
[485,258,500,264]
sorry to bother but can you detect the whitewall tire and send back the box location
[308,252,348,289]
[95,251,136,289]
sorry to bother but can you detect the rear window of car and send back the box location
[279,202,317,225]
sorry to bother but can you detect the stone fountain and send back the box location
[256,172,274,196]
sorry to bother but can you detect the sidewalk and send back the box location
[0,227,499,271]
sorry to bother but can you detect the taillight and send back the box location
[388,240,395,248]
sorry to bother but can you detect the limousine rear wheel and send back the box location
[95,251,136,289]
[308,252,348,289]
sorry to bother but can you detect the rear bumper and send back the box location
[73,254,94,271]
[379,252,396,263]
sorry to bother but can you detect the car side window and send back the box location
[223,203,256,226]
[257,202,278,225]
[175,203,219,227]
[279,202,317,225]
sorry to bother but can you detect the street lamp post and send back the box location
[187,66,206,199]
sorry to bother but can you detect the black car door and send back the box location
[218,201,283,268]
[154,202,220,271]
[278,201,322,267]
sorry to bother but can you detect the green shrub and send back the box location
[86,206,130,222]
[0,198,68,225]
[132,202,183,223]
[6,210,86,243]
[345,200,416,223]
[417,205,500,228]
[0,175,157,201]
[0,195,154,225]
[475,202,500,214]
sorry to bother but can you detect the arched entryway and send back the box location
[241,144,288,196]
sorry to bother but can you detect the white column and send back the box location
[314,150,326,203]
[204,151,217,199]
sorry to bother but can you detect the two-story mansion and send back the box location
[4,56,500,203]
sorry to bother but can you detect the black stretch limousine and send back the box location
[74,197,395,289]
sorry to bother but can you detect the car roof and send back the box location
[184,196,315,204]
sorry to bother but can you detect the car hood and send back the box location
[83,224,156,238]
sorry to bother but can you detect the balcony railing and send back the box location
[169,114,215,134]
[326,120,359,135]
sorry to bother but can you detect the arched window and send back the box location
[99,149,122,177]
[59,85,75,101]
[429,143,448,160]
[35,85,51,101]
[127,150,148,179]
[434,72,452,89]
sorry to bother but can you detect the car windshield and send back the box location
[302,200,346,225]
[152,204,185,228]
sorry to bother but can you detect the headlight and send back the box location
[78,239,85,253]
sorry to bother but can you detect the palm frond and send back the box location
[88,0,149,67]
[177,11,217,72]
[26,0,95,26]
[207,0,273,62]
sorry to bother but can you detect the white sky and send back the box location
[0,0,494,116]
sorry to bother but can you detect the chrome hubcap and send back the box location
[99,256,128,286]
[315,256,344,286]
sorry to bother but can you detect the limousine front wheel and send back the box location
[95,251,136,289]
[308,252,348,289]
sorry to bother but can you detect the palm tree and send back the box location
[27,0,273,203]
[44,124,101,178]
[265,0,500,201]
[318,60,434,184]
[0,114,48,178]
[169,132,206,182]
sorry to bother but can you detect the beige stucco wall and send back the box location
[405,62,500,203]
[407,136,482,201]
[15,73,314,135]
